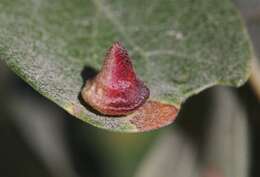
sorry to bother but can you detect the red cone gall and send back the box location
[81,41,150,116]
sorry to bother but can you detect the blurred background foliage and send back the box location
[0,0,259,177]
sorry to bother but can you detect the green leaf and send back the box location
[0,0,252,132]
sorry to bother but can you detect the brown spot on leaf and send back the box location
[129,101,179,132]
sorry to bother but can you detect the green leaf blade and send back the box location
[0,0,252,132]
